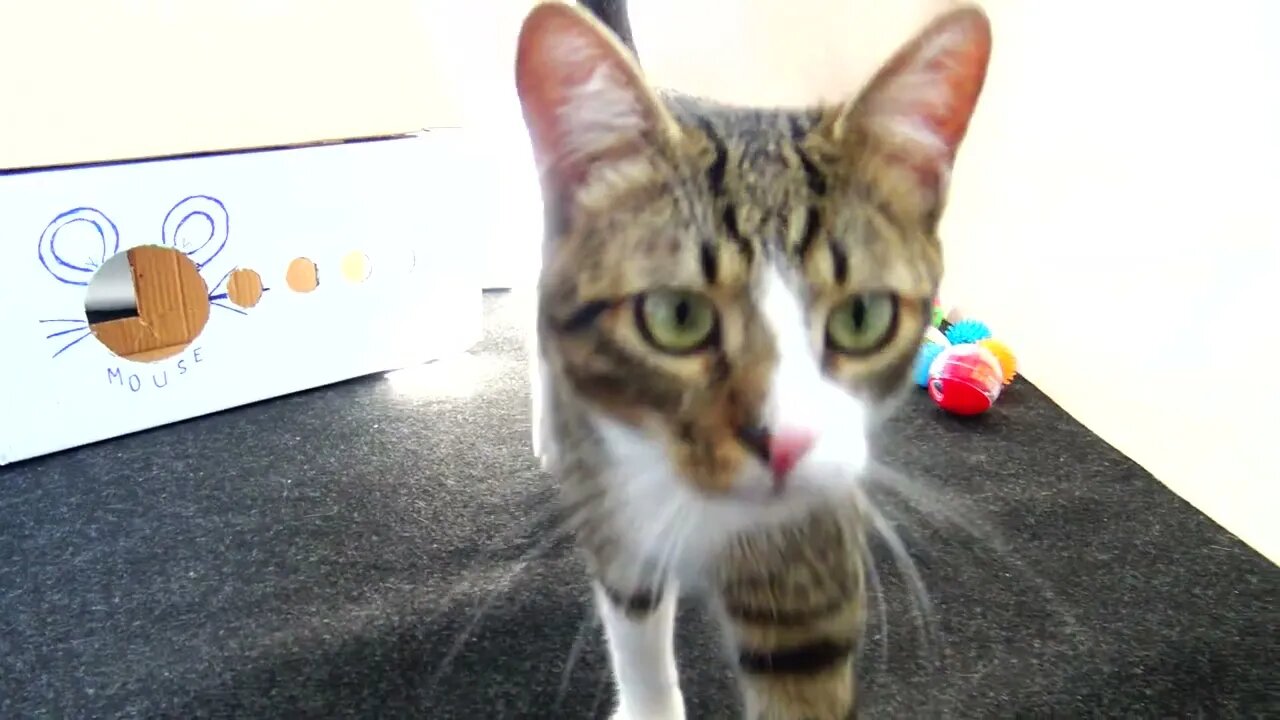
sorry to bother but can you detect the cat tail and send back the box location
[576,0,640,62]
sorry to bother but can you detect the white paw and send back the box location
[611,690,686,720]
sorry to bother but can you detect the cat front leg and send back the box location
[715,514,866,720]
[594,581,686,720]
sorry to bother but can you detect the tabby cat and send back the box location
[514,1,991,717]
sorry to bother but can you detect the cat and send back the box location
[514,1,991,717]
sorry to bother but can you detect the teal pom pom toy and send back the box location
[913,341,946,387]
[944,319,992,345]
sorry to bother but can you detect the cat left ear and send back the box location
[837,6,992,213]
[515,2,680,204]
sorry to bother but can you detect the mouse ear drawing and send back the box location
[38,207,121,286]
[161,195,229,270]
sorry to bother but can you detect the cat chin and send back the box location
[594,411,866,588]
[618,475,860,592]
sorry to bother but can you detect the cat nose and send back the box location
[768,428,816,484]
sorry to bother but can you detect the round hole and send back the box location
[286,257,318,293]
[340,251,371,284]
[84,245,209,362]
[226,268,264,308]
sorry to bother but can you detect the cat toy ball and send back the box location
[943,318,993,345]
[977,338,1018,386]
[913,341,947,387]
[926,343,1004,415]
[918,305,1019,415]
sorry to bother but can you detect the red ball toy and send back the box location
[926,344,1004,416]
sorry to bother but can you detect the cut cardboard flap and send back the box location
[88,246,212,363]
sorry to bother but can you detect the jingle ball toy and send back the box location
[926,343,1005,416]
[943,318,993,345]
[977,337,1018,385]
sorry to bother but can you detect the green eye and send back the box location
[635,290,718,353]
[826,293,898,354]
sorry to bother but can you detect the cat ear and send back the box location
[838,6,992,215]
[515,2,679,202]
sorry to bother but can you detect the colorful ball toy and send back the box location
[913,341,946,387]
[977,338,1018,385]
[917,307,1018,416]
[943,318,993,345]
[927,344,1004,416]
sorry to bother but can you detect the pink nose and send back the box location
[768,428,816,483]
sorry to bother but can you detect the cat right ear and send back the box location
[515,2,679,202]
[828,6,992,224]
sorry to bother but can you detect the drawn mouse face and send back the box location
[38,195,265,360]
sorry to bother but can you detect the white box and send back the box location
[0,131,483,465]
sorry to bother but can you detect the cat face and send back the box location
[517,3,990,535]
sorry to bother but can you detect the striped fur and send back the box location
[515,3,990,718]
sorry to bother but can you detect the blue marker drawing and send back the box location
[161,195,228,270]
[206,267,271,316]
[39,318,93,358]
[38,195,259,359]
[38,207,120,286]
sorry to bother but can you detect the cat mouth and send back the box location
[719,465,818,506]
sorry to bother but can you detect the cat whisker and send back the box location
[423,524,568,693]
[858,532,891,670]
[555,599,602,707]
[654,501,697,591]
[864,460,1085,637]
[865,459,992,540]
[626,487,684,593]
[855,485,940,667]
[588,645,613,720]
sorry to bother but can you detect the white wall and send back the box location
[0,0,462,169]
[940,0,1279,562]
[417,0,544,290]
[631,0,963,107]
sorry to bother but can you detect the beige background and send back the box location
[939,0,1278,563]
[0,0,465,169]
[6,0,1275,562]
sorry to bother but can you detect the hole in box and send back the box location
[341,251,371,283]
[84,245,209,362]
[227,268,264,308]
[286,257,318,293]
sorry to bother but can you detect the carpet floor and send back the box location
[2,292,1276,718]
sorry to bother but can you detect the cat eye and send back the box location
[635,289,719,354]
[826,292,898,355]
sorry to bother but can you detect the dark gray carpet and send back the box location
[2,292,1276,719]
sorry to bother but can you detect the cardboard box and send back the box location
[0,131,483,465]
